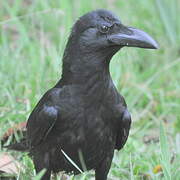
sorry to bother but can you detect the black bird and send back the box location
[7,9,158,180]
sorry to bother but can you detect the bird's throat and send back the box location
[59,53,112,106]
[61,50,112,85]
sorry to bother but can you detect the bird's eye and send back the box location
[100,25,110,34]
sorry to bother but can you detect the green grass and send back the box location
[0,0,180,179]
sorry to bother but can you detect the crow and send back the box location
[7,9,158,180]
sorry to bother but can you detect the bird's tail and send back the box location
[4,138,29,152]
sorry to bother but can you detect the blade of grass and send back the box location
[159,121,171,180]
[61,149,83,173]
[32,169,46,180]
[155,0,178,45]
[129,153,135,180]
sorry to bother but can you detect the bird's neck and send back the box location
[61,60,110,85]
[57,49,116,106]
[60,46,114,86]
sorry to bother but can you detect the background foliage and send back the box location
[0,0,180,179]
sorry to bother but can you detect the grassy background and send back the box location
[0,0,180,179]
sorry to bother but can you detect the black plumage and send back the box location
[8,9,158,180]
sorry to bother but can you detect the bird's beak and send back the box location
[109,26,159,49]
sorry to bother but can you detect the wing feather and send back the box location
[115,109,131,150]
[26,89,60,148]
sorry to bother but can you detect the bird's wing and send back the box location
[27,105,58,147]
[26,89,60,148]
[115,109,131,150]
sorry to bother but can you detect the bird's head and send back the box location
[61,9,158,82]
[67,9,158,57]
